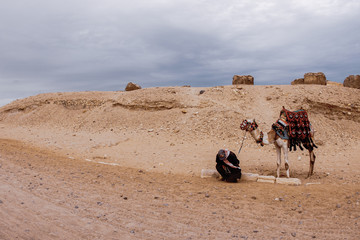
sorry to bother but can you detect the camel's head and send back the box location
[240,119,258,132]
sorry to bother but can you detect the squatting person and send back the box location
[216,149,242,182]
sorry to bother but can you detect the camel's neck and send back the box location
[250,128,270,145]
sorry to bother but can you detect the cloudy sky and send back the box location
[1,0,359,106]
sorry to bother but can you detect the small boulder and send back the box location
[125,82,142,91]
[343,75,360,89]
[232,75,254,85]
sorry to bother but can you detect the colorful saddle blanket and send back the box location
[278,108,317,151]
[272,119,289,140]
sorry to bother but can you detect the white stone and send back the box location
[256,175,276,183]
[276,178,301,186]
[258,175,276,181]
[241,173,259,182]
[257,178,275,184]
[201,169,220,178]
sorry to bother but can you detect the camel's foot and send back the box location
[306,173,313,179]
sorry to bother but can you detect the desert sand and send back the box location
[0,84,359,239]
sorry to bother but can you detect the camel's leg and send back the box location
[307,150,316,178]
[275,139,289,178]
[283,144,290,178]
[275,144,281,178]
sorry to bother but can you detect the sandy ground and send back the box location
[0,84,359,239]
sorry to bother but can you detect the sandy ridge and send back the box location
[0,84,359,239]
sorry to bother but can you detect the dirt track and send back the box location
[1,138,359,239]
[0,85,360,239]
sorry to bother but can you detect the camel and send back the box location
[240,108,317,178]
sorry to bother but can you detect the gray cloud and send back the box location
[1,0,360,105]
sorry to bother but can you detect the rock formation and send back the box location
[291,78,305,85]
[343,75,360,89]
[327,81,343,87]
[232,75,254,85]
[291,72,327,85]
[304,72,327,85]
[125,82,142,91]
